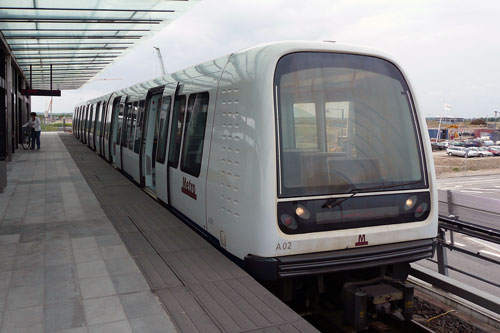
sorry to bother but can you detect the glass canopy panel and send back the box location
[0,0,201,90]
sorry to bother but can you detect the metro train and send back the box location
[73,42,437,284]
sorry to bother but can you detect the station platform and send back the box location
[0,132,316,333]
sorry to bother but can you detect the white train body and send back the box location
[74,42,437,280]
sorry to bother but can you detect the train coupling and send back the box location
[341,277,414,331]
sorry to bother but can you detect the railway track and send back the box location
[301,310,437,332]
[264,280,489,333]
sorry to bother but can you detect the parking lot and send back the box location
[433,150,500,178]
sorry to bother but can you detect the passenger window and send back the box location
[167,95,186,168]
[89,106,94,135]
[291,103,317,149]
[156,96,172,164]
[112,98,122,145]
[180,92,209,177]
[95,102,101,137]
[325,101,350,152]
[86,106,91,136]
[128,102,138,150]
[100,102,106,137]
[134,100,145,153]
[120,102,129,147]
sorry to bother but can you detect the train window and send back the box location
[81,106,85,136]
[120,101,131,147]
[156,96,172,164]
[84,106,89,140]
[167,95,186,168]
[325,101,350,152]
[134,100,145,153]
[290,103,318,149]
[92,104,98,137]
[111,97,122,146]
[95,102,101,137]
[83,107,87,136]
[88,105,94,136]
[99,102,106,138]
[275,52,426,197]
[127,102,138,150]
[73,108,77,132]
[78,107,82,136]
[180,92,209,177]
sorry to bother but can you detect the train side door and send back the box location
[93,102,100,152]
[98,101,106,156]
[82,105,88,144]
[167,87,213,230]
[104,96,115,161]
[110,97,125,169]
[87,105,94,147]
[154,89,173,203]
[141,89,164,194]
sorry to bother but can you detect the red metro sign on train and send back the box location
[355,234,368,246]
[182,177,197,200]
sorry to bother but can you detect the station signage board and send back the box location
[21,89,61,97]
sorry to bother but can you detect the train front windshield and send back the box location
[275,52,426,197]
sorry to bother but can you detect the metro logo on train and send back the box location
[355,234,368,246]
[182,177,197,200]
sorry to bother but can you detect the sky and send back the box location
[31,0,500,118]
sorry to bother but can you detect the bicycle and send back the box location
[22,127,32,150]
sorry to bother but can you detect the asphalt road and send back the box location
[414,174,500,299]
[437,174,500,200]
[416,233,500,298]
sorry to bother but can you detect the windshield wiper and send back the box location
[321,180,423,209]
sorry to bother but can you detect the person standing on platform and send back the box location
[22,112,42,150]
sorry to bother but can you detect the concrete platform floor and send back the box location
[0,133,176,333]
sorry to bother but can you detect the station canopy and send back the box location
[0,0,200,91]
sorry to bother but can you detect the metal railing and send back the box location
[434,216,500,286]
[411,198,500,315]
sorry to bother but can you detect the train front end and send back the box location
[244,44,437,281]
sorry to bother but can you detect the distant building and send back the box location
[491,131,500,142]
[473,128,495,138]
[426,117,465,124]
[428,128,448,140]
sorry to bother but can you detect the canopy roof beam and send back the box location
[0,18,162,24]
[21,68,105,72]
[3,28,151,32]
[0,7,176,13]
[12,46,128,51]
[6,35,144,39]
[16,55,119,59]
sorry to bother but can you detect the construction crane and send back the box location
[154,47,166,75]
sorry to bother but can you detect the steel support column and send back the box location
[437,228,449,276]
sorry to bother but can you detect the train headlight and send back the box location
[415,203,428,218]
[295,204,310,219]
[280,214,298,230]
[404,195,417,210]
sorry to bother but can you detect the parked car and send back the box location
[482,140,495,146]
[487,146,500,156]
[469,147,493,157]
[464,141,480,147]
[447,146,468,157]
[431,142,447,150]
[465,147,480,157]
